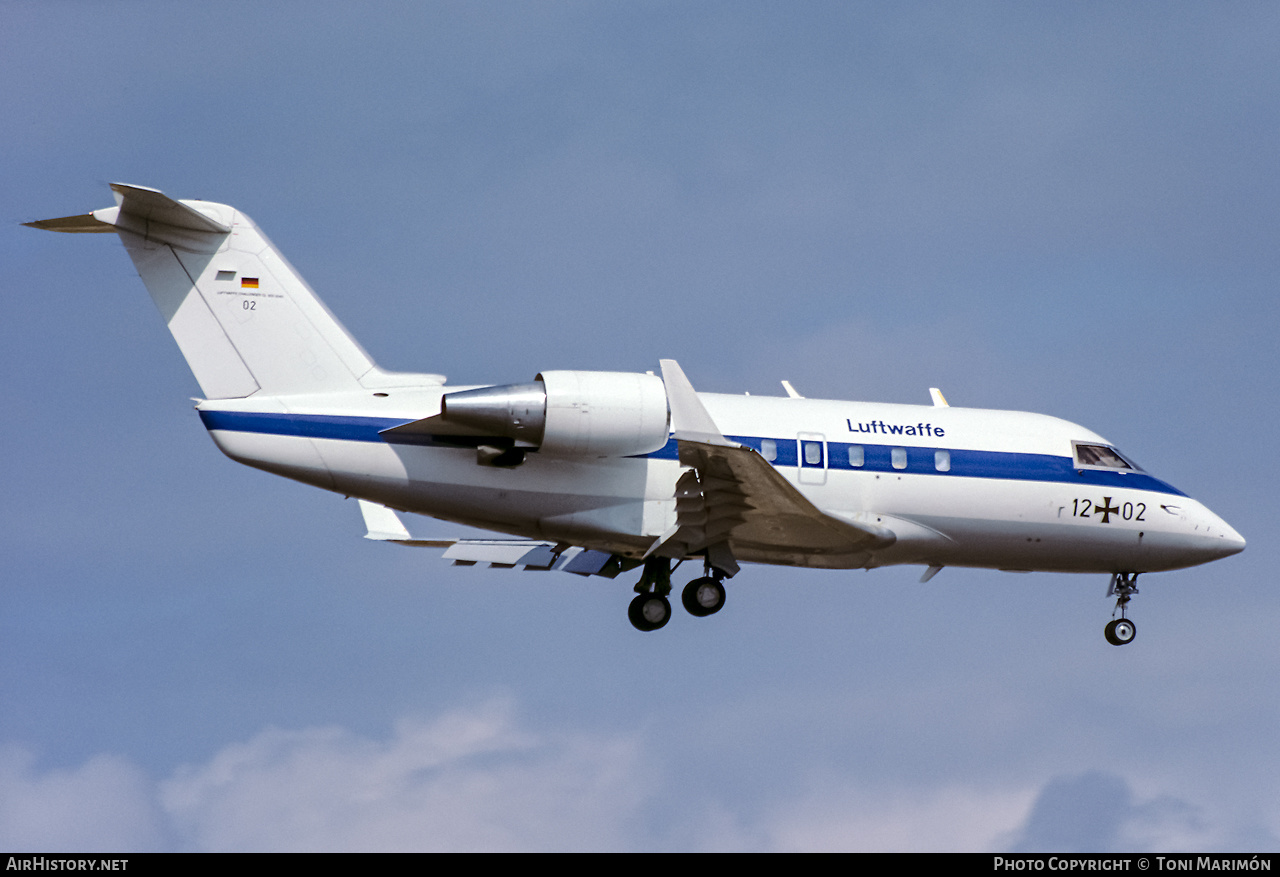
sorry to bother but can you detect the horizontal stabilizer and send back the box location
[107,183,231,234]
[23,213,114,233]
[29,184,232,253]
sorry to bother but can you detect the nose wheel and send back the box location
[1104,617,1137,646]
[1104,573,1139,646]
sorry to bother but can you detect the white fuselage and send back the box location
[197,387,1245,576]
[28,184,1243,588]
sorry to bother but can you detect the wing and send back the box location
[357,500,639,577]
[650,361,896,574]
[652,438,895,570]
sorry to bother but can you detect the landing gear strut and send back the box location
[628,557,672,632]
[1105,573,1139,646]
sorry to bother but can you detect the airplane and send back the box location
[26,184,1246,645]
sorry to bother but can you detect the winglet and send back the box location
[659,359,737,447]
[359,499,414,541]
[929,388,949,408]
[358,499,453,547]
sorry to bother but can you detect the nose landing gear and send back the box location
[1105,573,1139,646]
[1104,617,1137,646]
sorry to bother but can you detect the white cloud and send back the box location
[1001,772,1280,854]
[2,701,654,852]
[159,699,651,851]
[722,784,1035,853]
[0,745,166,852]
[3,706,1276,852]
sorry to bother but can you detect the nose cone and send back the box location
[1133,498,1245,571]
[1210,518,1247,560]
[1191,505,1246,563]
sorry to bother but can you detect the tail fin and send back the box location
[27,183,421,399]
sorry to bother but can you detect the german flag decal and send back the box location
[241,277,259,289]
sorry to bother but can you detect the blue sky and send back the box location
[3,1,1278,851]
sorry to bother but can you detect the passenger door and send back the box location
[798,432,827,486]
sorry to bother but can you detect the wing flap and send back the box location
[357,503,635,577]
[444,540,551,567]
[442,541,632,576]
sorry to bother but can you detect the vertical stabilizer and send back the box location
[28,184,383,399]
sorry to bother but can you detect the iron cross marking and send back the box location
[1096,497,1120,523]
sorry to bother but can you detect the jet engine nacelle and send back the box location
[440,370,671,458]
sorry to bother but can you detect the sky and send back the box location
[2,0,1278,852]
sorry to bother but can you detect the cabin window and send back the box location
[803,440,823,466]
[1074,443,1133,469]
[848,445,864,467]
[891,447,908,470]
[761,439,777,462]
[215,270,236,281]
[935,449,951,472]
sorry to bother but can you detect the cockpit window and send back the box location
[1074,443,1137,470]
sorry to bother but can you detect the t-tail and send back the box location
[26,183,440,398]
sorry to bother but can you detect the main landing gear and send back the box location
[628,558,728,631]
[628,557,672,632]
[1105,573,1139,646]
[682,574,727,618]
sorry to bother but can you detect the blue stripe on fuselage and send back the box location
[198,409,401,442]
[619,434,1183,495]
[198,410,1187,496]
